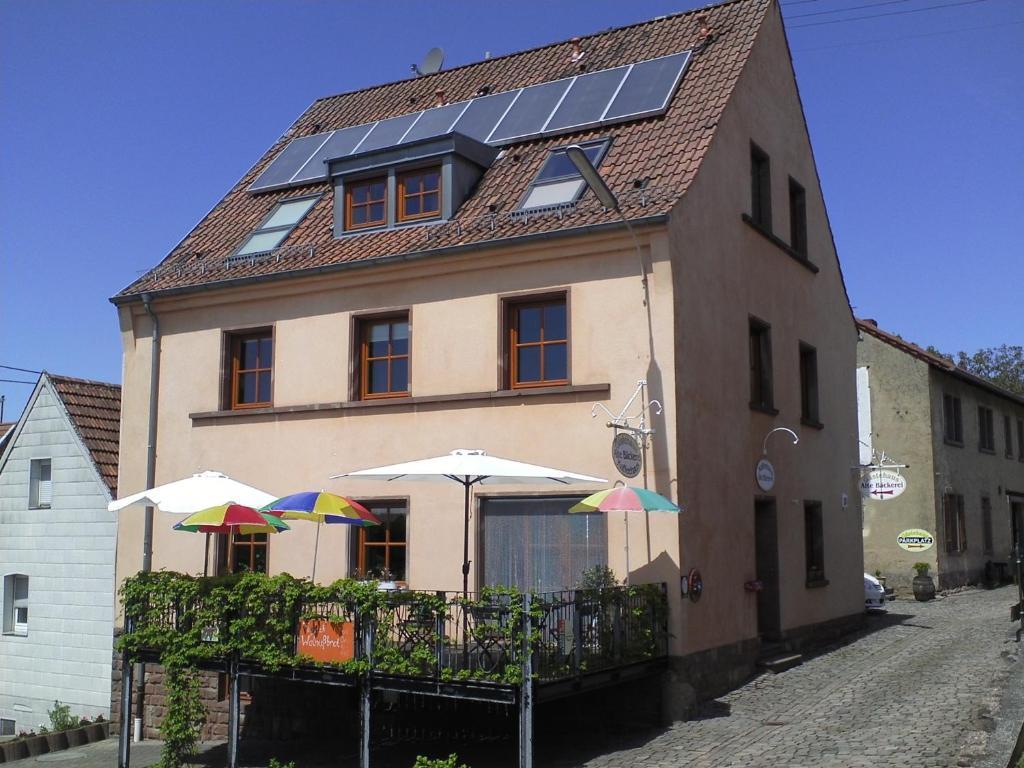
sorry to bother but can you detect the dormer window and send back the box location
[519,139,610,211]
[397,168,442,222]
[235,195,319,256]
[345,177,387,230]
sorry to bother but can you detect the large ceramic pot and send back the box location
[84,721,108,742]
[912,574,936,602]
[45,731,68,752]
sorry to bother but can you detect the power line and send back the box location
[787,0,915,20]
[789,0,997,28]
[791,17,1024,50]
[0,364,42,375]
[0,379,36,385]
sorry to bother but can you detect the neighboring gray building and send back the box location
[857,320,1024,590]
[0,374,120,734]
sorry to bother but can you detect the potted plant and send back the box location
[84,715,109,742]
[43,727,68,753]
[67,718,89,747]
[375,568,399,591]
[912,562,935,602]
[1,736,29,762]
[22,731,49,757]
[874,569,886,589]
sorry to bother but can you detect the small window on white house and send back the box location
[3,574,29,635]
[0,717,15,736]
[29,459,51,509]
[518,139,610,211]
[234,195,319,257]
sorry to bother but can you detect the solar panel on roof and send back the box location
[401,101,470,143]
[487,79,572,143]
[448,90,518,142]
[248,132,331,191]
[603,51,691,121]
[356,113,422,153]
[248,48,692,193]
[290,123,376,184]
[544,66,629,132]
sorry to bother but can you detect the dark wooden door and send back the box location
[755,498,781,640]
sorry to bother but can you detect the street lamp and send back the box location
[565,145,648,302]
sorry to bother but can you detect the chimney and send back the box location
[434,88,446,107]
[862,319,878,327]
[570,37,586,66]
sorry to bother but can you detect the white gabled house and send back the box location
[0,373,120,734]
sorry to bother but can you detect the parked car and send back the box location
[864,573,887,612]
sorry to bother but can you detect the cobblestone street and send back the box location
[7,587,1022,768]
[550,585,1024,768]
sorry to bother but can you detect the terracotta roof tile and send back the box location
[114,0,771,300]
[48,374,122,496]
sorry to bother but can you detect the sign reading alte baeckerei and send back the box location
[860,469,907,501]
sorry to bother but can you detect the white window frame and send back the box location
[3,574,28,636]
[29,458,52,509]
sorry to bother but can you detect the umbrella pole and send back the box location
[624,510,631,586]
[203,533,210,577]
[312,518,322,584]
[462,481,471,600]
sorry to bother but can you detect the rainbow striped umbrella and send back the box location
[172,503,290,535]
[261,492,380,582]
[570,486,679,585]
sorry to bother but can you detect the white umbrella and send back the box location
[109,470,277,576]
[108,470,276,514]
[331,449,605,597]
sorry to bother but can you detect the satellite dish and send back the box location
[414,47,445,76]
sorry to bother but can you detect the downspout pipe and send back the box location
[136,294,161,744]
[141,293,160,573]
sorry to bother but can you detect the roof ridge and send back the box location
[45,372,122,390]
[309,0,749,107]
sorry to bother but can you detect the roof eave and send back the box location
[110,213,669,306]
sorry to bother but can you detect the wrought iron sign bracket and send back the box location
[591,379,662,446]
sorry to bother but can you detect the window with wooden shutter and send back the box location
[29,458,51,509]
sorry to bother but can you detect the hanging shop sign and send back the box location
[612,432,643,478]
[897,529,934,552]
[297,619,355,663]
[860,469,907,501]
[755,459,775,492]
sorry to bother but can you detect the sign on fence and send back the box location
[297,619,355,663]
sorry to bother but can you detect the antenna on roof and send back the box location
[412,47,445,77]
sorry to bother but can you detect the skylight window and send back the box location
[235,195,319,256]
[519,139,610,211]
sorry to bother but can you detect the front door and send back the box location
[755,498,781,640]
[1010,498,1024,587]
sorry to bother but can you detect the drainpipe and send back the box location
[136,293,161,743]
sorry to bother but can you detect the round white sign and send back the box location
[860,469,907,501]
[611,433,642,478]
[755,459,775,492]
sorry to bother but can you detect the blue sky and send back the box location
[1,0,1021,420]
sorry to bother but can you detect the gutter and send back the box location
[109,214,669,306]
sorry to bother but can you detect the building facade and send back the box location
[0,374,120,733]
[112,0,862,702]
[857,320,1024,590]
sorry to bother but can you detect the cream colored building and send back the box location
[112,0,863,697]
[857,320,1024,590]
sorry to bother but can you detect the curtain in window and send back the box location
[481,496,606,593]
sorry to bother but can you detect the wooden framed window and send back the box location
[978,406,995,453]
[506,296,568,389]
[1017,419,1024,462]
[1005,414,1014,458]
[345,176,387,230]
[29,458,52,509]
[799,343,820,425]
[943,493,967,553]
[749,317,774,412]
[804,501,825,585]
[943,394,963,445]
[352,502,407,581]
[789,177,807,257]
[216,532,268,574]
[227,330,273,409]
[397,168,441,222]
[750,142,771,231]
[358,314,410,399]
